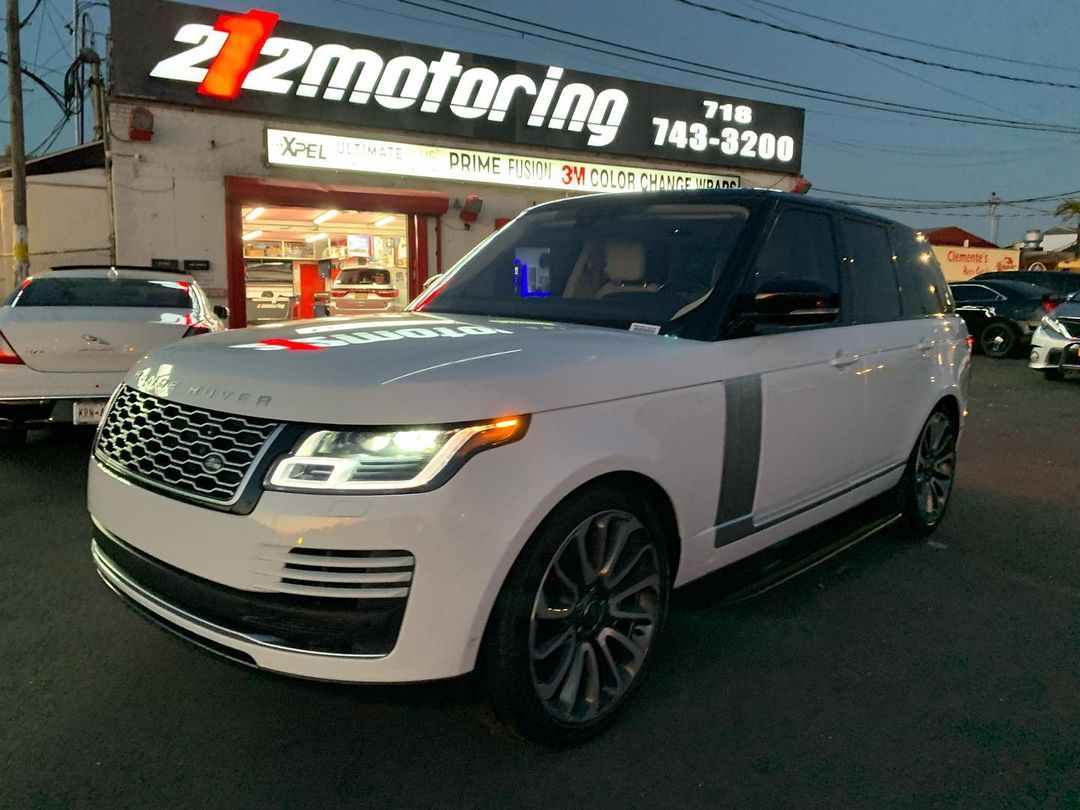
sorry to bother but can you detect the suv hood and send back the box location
[125,313,718,424]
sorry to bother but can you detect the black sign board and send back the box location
[150,258,181,271]
[183,259,211,272]
[111,0,804,174]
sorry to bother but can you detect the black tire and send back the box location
[895,406,958,538]
[979,321,1020,359]
[479,483,671,747]
[0,427,27,450]
[1044,368,1066,382]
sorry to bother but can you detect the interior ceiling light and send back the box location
[373,215,396,227]
[244,207,265,222]
[313,210,340,225]
[242,230,263,241]
[305,232,329,243]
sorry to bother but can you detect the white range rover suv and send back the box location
[88,191,969,746]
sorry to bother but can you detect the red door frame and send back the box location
[224,176,449,328]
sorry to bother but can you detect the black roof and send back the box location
[534,188,903,226]
[952,278,1051,296]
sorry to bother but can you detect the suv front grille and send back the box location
[1057,318,1080,339]
[95,386,281,505]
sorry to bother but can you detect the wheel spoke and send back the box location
[599,516,636,582]
[557,642,588,712]
[533,626,574,661]
[612,573,660,608]
[579,643,601,721]
[551,557,580,602]
[574,522,601,587]
[597,627,647,673]
[534,590,572,622]
[535,637,577,701]
[606,544,651,590]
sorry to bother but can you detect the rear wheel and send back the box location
[0,427,27,450]
[479,484,671,747]
[1044,368,1066,382]
[895,407,958,538]
[980,322,1020,358]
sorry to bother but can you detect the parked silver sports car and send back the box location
[1029,294,1080,381]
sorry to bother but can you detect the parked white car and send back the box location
[1028,294,1080,380]
[87,191,969,745]
[0,266,226,447]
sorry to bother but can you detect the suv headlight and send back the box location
[1042,315,1072,339]
[266,416,528,493]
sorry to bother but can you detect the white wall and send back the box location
[0,169,110,295]
[108,101,798,304]
[1042,232,1076,253]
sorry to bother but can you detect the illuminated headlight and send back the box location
[267,417,528,493]
[1041,315,1072,339]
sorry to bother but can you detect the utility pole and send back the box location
[6,0,30,286]
[989,192,1002,246]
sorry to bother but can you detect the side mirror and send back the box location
[213,304,230,320]
[422,273,445,290]
[738,281,840,328]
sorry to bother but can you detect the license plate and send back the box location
[74,400,107,426]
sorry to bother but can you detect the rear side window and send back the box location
[843,220,902,323]
[743,208,842,322]
[10,277,194,308]
[951,284,998,304]
[892,228,951,316]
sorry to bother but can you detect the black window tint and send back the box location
[892,227,947,316]
[843,220,902,323]
[950,284,991,303]
[12,277,193,308]
[742,208,841,327]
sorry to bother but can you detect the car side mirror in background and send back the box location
[736,280,840,329]
[213,304,229,320]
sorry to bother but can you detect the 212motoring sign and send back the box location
[111,0,805,174]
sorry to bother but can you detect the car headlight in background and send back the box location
[1041,315,1072,339]
[267,417,529,493]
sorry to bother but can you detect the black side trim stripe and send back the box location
[714,375,763,548]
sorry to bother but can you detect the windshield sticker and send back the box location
[629,322,661,335]
[230,324,513,351]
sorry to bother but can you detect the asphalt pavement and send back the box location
[3,357,1080,808]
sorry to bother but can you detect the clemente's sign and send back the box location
[266,129,740,193]
[110,0,804,173]
[932,245,1020,282]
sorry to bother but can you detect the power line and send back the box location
[387,0,1080,134]
[742,0,1080,75]
[812,188,1080,206]
[674,1,1080,91]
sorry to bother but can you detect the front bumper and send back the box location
[1028,326,1080,371]
[87,440,546,683]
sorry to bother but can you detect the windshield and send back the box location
[414,201,750,336]
[9,277,194,308]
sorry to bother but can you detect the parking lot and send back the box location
[3,356,1080,807]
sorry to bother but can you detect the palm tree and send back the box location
[1052,199,1080,260]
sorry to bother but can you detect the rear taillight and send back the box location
[373,289,398,298]
[1042,296,1061,314]
[965,335,975,351]
[182,324,212,338]
[330,290,349,298]
[0,329,23,365]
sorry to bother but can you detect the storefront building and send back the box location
[9,0,807,323]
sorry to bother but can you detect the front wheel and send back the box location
[980,322,1019,358]
[479,485,671,747]
[895,407,958,538]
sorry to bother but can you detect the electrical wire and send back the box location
[674,1,1080,91]
[385,0,1080,134]
[740,0,1080,75]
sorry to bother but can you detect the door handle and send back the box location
[917,340,935,351]
[830,352,860,368]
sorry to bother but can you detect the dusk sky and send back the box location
[8,0,1080,244]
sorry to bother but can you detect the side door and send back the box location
[713,204,865,545]
[839,217,926,479]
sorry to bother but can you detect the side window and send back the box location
[739,207,842,330]
[892,227,948,317]
[950,285,978,304]
[843,219,902,323]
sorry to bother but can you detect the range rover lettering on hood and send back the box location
[230,324,514,352]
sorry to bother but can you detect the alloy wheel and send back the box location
[981,324,1014,358]
[915,412,956,525]
[528,510,663,724]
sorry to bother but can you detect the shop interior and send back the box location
[240,205,411,323]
